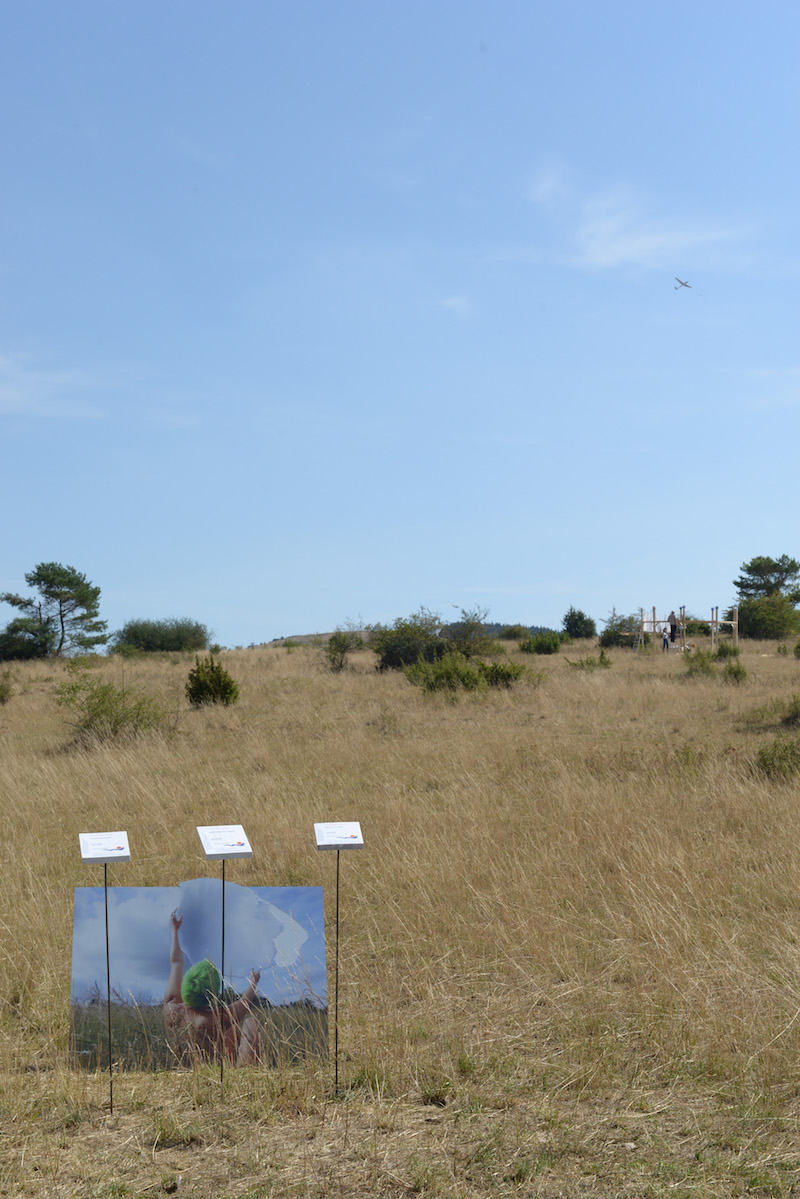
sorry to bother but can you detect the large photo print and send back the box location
[71,878,328,1069]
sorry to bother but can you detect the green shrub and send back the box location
[476,660,527,688]
[794,641,800,660]
[324,630,362,673]
[598,608,639,648]
[56,661,165,743]
[721,659,747,685]
[684,649,716,678]
[562,606,597,639]
[185,655,240,707]
[737,595,800,641]
[0,668,13,704]
[369,609,447,671]
[498,624,531,641]
[111,617,210,654]
[443,607,495,659]
[566,649,612,671]
[755,736,800,781]
[520,631,560,655]
[780,696,800,728]
[713,641,739,660]
[404,652,485,695]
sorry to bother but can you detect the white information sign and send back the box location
[79,831,131,864]
[196,824,253,860]
[314,821,364,850]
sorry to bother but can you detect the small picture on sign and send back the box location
[314,821,364,850]
[70,878,327,1070]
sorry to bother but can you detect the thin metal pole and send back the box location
[104,863,113,1115]
[220,859,226,1097]
[335,848,340,1091]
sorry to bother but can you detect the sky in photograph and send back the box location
[2,2,798,644]
[71,879,328,1006]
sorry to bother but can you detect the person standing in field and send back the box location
[163,909,262,1064]
[668,610,678,645]
[662,622,670,653]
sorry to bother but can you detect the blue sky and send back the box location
[2,2,798,644]
[71,879,327,1006]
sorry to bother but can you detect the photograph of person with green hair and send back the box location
[70,879,328,1070]
[163,909,262,1064]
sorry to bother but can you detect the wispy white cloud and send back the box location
[435,294,473,319]
[750,366,800,409]
[0,353,211,428]
[526,164,572,208]
[0,354,107,420]
[527,168,741,270]
[573,188,737,268]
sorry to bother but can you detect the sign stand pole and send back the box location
[78,831,131,1117]
[195,825,253,1100]
[220,857,226,1097]
[313,822,364,1093]
[104,863,114,1114]
[335,848,340,1090]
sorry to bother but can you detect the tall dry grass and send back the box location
[2,639,800,1196]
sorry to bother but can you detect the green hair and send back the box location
[181,959,221,1010]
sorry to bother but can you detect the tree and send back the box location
[734,555,800,604]
[111,617,210,654]
[0,563,108,658]
[598,609,639,649]
[736,595,800,641]
[562,606,597,639]
[443,606,494,659]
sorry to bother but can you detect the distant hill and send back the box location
[265,623,557,648]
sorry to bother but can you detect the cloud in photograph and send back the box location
[71,878,326,1007]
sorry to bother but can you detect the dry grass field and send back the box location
[2,637,800,1197]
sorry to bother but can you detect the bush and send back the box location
[794,641,800,660]
[56,661,165,744]
[598,609,638,649]
[737,595,800,641]
[756,736,800,781]
[684,649,716,678]
[562,607,597,639]
[369,610,447,671]
[0,622,51,661]
[111,617,210,654]
[324,630,363,673]
[685,618,711,636]
[443,607,495,659]
[781,696,800,728]
[0,668,13,704]
[713,641,739,660]
[721,659,747,685]
[566,649,612,671]
[498,624,531,641]
[520,631,560,655]
[476,660,527,688]
[185,655,240,707]
[404,653,485,695]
